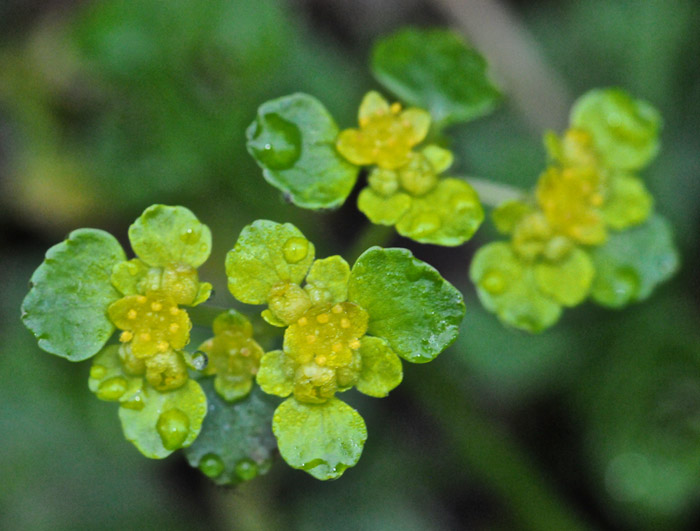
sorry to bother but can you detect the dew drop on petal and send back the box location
[249,112,302,170]
[156,408,190,451]
[199,453,225,478]
[282,237,309,264]
[180,227,201,244]
[191,350,209,371]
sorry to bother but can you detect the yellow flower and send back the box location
[336,91,430,170]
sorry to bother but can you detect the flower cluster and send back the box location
[226,220,464,479]
[336,91,484,246]
[470,88,663,332]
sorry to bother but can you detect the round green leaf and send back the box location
[226,220,315,305]
[356,336,403,397]
[348,247,465,363]
[184,379,278,486]
[246,93,360,209]
[21,228,126,361]
[570,88,662,171]
[257,350,294,397]
[272,397,367,480]
[534,248,594,307]
[119,379,207,459]
[128,204,212,268]
[590,214,679,308]
[304,256,351,305]
[371,28,501,128]
[395,178,484,246]
[470,242,562,333]
[603,173,653,230]
[357,188,412,226]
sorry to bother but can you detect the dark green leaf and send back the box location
[371,28,501,128]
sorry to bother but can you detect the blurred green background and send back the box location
[2,0,700,529]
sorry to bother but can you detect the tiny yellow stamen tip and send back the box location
[390,102,402,113]
[127,309,137,319]
[151,302,163,311]
[140,333,151,342]
[331,304,343,314]
[169,323,180,333]
[119,331,133,343]
[316,313,329,324]
[169,307,179,316]
[340,318,351,329]
[157,341,169,352]
[316,356,327,366]
[297,317,308,326]
[136,296,147,304]
[306,335,317,344]
[240,347,250,357]
[349,340,361,350]
[331,343,343,353]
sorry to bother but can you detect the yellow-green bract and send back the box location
[225,220,465,479]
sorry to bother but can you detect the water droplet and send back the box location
[180,227,201,244]
[97,376,128,400]
[611,267,640,302]
[482,271,506,295]
[199,453,225,478]
[235,458,258,481]
[410,212,441,237]
[191,351,209,371]
[249,112,302,170]
[121,389,146,411]
[90,364,107,380]
[156,408,190,450]
[283,237,309,264]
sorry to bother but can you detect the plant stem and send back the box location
[347,223,395,262]
[411,363,591,531]
[465,176,525,207]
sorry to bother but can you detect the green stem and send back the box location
[465,176,525,207]
[347,223,395,263]
[411,363,591,531]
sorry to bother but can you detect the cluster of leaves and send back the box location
[470,88,679,332]
[246,27,501,246]
[21,206,464,482]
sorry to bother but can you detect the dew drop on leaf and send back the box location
[156,408,190,451]
[282,237,310,264]
[179,227,202,245]
[191,350,209,371]
[249,112,302,170]
[234,458,259,481]
[198,453,225,479]
[611,267,641,300]
[97,376,128,401]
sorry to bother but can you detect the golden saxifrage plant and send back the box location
[22,28,678,484]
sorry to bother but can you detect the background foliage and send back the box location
[2,0,700,529]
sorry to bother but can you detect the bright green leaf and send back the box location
[256,350,294,397]
[119,379,207,459]
[603,173,653,230]
[183,379,278,486]
[371,28,501,128]
[590,214,679,308]
[272,397,367,480]
[395,178,484,246]
[534,248,594,307]
[304,256,351,305]
[348,247,465,363]
[570,88,662,171]
[246,93,360,209]
[356,336,403,397]
[110,258,148,296]
[21,228,126,361]
[128,205,212,268]
[226,220,315,304]
[357,188,412,225]
[470,242,562,333]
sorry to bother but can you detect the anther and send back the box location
[157,341,169,352]
[316,313,329,324]
[332,342,343,353]
[169,323,180,333]
[306,335,317,344]
[340,318,351,329]
[297,317,308,326]
[331,304,343,314]
[151,302,163,311]
[127,309,138,319]
[120,331,133,342]
[349,339,361,350]
[169,307,179,316]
